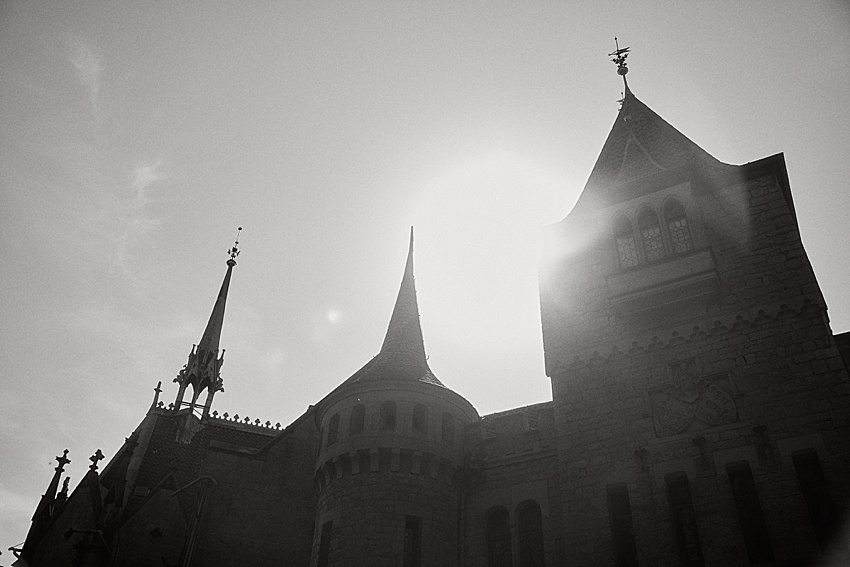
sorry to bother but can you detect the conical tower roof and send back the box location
[342,228,443,388]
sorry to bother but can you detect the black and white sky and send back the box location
[2,0,849,553]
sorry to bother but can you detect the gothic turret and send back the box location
[173,230,241,419]
[311,229,478,567]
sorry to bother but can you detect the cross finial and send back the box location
[227,227,242,266]
[55,449,71,473]
[151,380,163,409]
[609,37,631,94]
[89,449,105,471]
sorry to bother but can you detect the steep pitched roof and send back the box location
[342,228,443,388]
[575,91,726,209]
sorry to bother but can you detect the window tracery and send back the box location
[639,209,665,262]
[665,201,694,254]
[615,218,639,268]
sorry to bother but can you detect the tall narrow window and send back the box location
[517,500,545,567]
[327,413,340,447]
[412,404,428,435]
[665,473,704,566]
[665,202,694,254]
[727,463,774,564]
[317,521,333,567]
[607,483,639,567]
[638,209,665,262]
[349,404,365,436]
[486,506,513,567]
[441,412,455,446]
[380,401,397,432]
[403,515,422,567]
[615,218,639,268]
[793,450,838,552]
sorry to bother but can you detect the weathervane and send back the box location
[227,227,242,265]
[609,37,631,96]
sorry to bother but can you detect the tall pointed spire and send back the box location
[173,229,241,418]
[379,227,426,363]
[341,228,443,387]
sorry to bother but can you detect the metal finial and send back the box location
[609,37,631,93]
[227,227,242,265]
[89,449,105,471]
[55,449,71,472]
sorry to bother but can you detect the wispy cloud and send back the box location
[68,36,102,113]
[67,157,167,281]
[105,160,167,276]
[132,161,163,195]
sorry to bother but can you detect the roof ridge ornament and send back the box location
[609,37,631,101]
[55,449,71,473]
[89,449,105,472]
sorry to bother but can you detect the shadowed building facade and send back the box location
[16,77,850,566]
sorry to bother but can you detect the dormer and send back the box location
[601,179,719,324]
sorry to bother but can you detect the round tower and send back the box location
[311,230,479,567]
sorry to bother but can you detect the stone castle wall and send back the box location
[541,165,850,566]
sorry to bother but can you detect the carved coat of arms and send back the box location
[650,360,737,437]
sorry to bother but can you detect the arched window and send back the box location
[665,201,694,254]
[517,500,545,567]
[349,404,365,436]
[486,506,513,567]
[441,412,455,446]
[614,218,639,269]
[638,209,665,262]
[380,401,397,432]
[412,404,428,435]
[327,413,340,446]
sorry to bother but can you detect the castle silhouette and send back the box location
[16,73,850,567]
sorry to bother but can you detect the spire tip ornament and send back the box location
[227,227,242,266]
[609,37,631,95]
[55,449,70,472]
[89,449,105,472]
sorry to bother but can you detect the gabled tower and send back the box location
[311,229,478,567]
[539,46,850,566]
[173,230,241,419]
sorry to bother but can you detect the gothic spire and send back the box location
[379,227,426,362]
[341,228,442,387]
[20,450,71,562]
[31,450,70,522]
[173,229,241,418]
